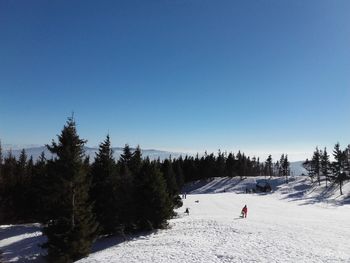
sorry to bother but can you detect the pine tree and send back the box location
[303,159,314,182]
[225,153,236,177]
[332,143,346,195]
[265,155,273,179]
[129,145,142,175]
[90,135,119,235]
[216,150,226,177]
[120,144,133,168]
[281,154,290,183]
[134,161,173,230]
[161,159,181,209]
[43,117,98,262]
[311,147,321,186]
[31,152,49,222]
[0,151,17,223]
[320,148,331,188]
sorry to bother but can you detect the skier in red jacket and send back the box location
[241,205,248,218]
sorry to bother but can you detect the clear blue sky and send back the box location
[0,0,349,161]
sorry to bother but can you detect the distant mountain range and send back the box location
[4,146,184,162]
[2,146,307,176]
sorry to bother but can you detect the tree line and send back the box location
[0,118,291,262]
[303,143,350,195]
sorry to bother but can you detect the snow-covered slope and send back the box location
[78,186,350,263]
[1,177,350,263]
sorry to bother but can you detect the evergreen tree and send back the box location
[303,159,314,182]
[216,150,226,177]
[120,144,133,168]
[311,147,321,186]
[43,117,98,262]
[281,154,290,183]
[129,145,142,175]
[265,155,273,179]
[173,157,185,190]
[332,143,346,195]
[90,135,119,235]
[225,153,236,177]
[116,144,137,232]
[0,151,17,223]
[320,148,331,188]
[161,159,182,209]
[134,161,173,230]
[279,154,285,177]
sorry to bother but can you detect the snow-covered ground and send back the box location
[1,176,350,262]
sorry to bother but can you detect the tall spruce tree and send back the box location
[134,161,173,230]
[320,148,331,188]
[129,145,142,175]
[225,153,236,177]
[90,135,119,235]
[311,147,321,186]
[161,158,182,209]
[332,143,346,195]
[265,155,273,179]
[281,154,290,183]
[43,117,98,262]
[115,144,138,232]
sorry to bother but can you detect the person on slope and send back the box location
[241,205,248,218]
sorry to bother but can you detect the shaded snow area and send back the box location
[1,177,350,262]
[0,224,46,262]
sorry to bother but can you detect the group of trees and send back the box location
[0,118,291,261]
[176,152,290,183]
[303,143,350,195]
[0,118,182,262]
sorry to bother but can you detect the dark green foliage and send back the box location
[43,117,98,262]
[90,135,119,235]
[173,158,184,189]
[320,148,331,188]
[332,143,346,195]
[304,143,350,194]
[134,161,173,230]
[129,145,142,175]
[312,147,321,185]
[225,153,236,177]
[265,155,273,179]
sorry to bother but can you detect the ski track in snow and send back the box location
[78,192,350,263]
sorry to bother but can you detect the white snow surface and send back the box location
[77,177,350,263]
[1,177,350,262]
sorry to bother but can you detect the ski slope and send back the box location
[1,177,350,262]
[78,188,350,262]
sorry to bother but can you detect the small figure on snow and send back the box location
[241,205,248,218]
[185,208,190,215]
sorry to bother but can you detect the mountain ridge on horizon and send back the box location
[2,145,306,176]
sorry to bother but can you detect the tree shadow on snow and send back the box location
[0,224,39,241]
[0,225,46,263]
[91,230,158,254]
[279,181,350,207]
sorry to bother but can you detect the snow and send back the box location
[1,177,350,262]
[0,224,46,262]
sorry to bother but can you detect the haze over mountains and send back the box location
[4,146,183,163]
[3,145,306,176]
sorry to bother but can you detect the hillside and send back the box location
[1,176,349,262]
